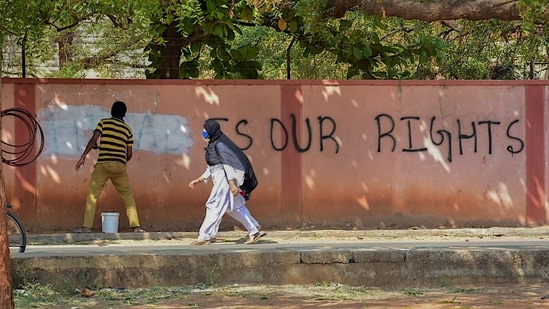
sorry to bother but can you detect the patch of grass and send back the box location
[14,282,197,308]
[439,279,449,288]
[15,282,99,308]
[12,282,532,308]
[314,281,342,288]
[15,263,39,286]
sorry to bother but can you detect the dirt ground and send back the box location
[51,283,549,309]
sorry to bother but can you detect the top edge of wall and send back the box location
[3,77,549,87]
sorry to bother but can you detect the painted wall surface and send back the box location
[1,79,546,233]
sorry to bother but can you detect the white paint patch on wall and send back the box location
[38,105,194,158]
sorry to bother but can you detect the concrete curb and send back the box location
[11,228,549,290]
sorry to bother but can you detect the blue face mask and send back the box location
[202,129,209,139]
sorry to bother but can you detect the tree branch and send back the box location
[106,14,132,30]
[325,0,521,21]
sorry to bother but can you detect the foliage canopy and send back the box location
[1,0,549,80]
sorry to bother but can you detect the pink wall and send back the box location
[1,78,547,233]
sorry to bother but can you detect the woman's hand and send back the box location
[189,178,203,189]
[228,179,240,196]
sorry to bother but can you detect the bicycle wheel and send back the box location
[7,211,27,253]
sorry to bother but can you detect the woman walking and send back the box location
[188,119,262,245]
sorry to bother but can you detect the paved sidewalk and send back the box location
[10,227,549,290]
[21,225,549,244]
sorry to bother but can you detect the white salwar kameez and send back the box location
[197,164,259,241]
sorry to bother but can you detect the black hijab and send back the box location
[203,119,258,199]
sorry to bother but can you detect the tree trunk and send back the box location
[0,49,15,309]
[326,0,521,21]
[58,31,74,68]
[0,172,11,309]
[160,21,184,79]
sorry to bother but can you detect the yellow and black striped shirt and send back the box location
[95,117,134,164]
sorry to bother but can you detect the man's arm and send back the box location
[126,146,133,162]
[75,131,100,171]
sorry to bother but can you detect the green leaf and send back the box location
[288,20,299,33]
[238,45,259,60]
[206,0,216,13]
[234,60,260,79]
[217,47,231,61]
[210,58,226,74]
[352,47,362,59]
[239,6,253,21]
[339,20,352,32]
[212,23,224,37]
[179,59,200,79]
[230,49,243,61]
[190,41,202,54]
[362,45,372,58]
[226,27,235,40]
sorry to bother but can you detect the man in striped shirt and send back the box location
[74,101,145,233]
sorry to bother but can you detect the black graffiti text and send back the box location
[375,114,524,162]
[209,115,340,153]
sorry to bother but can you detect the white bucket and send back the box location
[101,212,120,233]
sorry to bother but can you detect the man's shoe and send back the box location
[133,227,146,233]
[74,227,91,233]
